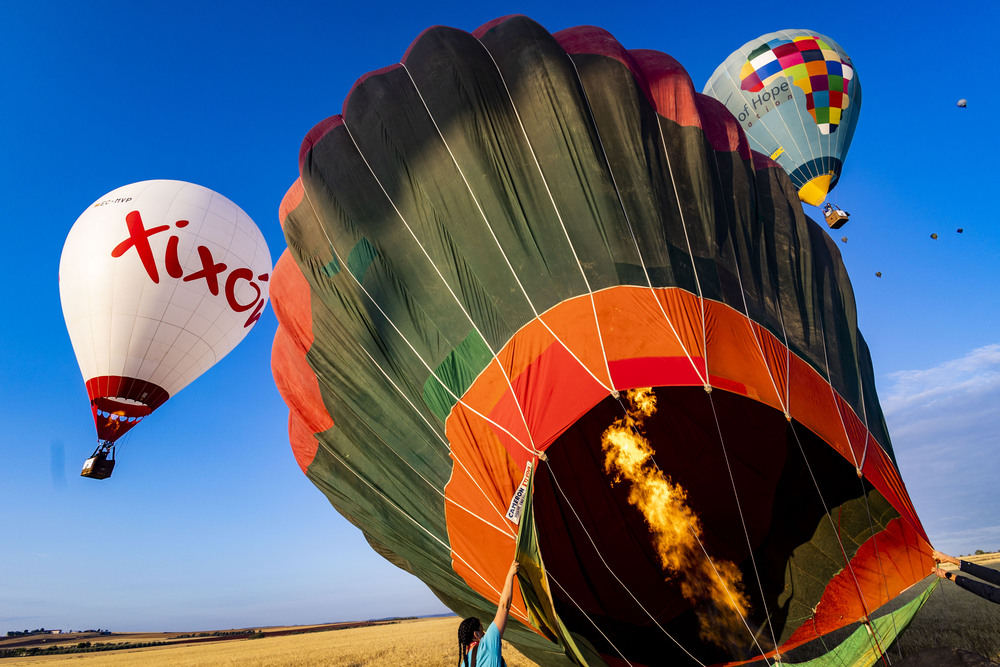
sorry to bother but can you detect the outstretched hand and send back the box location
[932,550,960,566]
[931,566,950,579]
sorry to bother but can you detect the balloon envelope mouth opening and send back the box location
[93,396,154,420]
[530,386,887,664]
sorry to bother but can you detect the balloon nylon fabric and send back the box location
[272,16,929,667]
[60,180,272,445]
[703,30,862,205]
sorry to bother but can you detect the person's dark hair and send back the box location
[457,617,481,667]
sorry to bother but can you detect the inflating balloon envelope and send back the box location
[271,16,933,666]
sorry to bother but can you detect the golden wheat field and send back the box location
[6,560,1000,666]
[0,617,539,667]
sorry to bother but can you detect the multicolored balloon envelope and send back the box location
[703,29,861,207]
[60,180,272,455]
[271,16,931,667]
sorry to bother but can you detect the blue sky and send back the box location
[2,0,997,634]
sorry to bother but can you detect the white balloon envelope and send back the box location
[60,180,272,452]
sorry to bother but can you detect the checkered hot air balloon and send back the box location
[704,30,861,206]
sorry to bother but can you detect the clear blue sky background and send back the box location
[2,0,997,635]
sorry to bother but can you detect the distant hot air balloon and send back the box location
[876,271,882,277]
[957,228,964,233]
[704,30,861,207]
[957,99,967,108]
[841,236,848,243]
[931,233,939,239]
[271,17,932,667]
[60,180,272,478]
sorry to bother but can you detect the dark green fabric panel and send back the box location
[346,238,378,278]
[765,579,937,667]
[776,489,899,645]
[566,53,699,294]
[476,19,642,296]
[752,165,826,374]
[400,26,585,333]
[340,64,516,354]
[299,114,468,376]
[422,329,494,423]
[857,333,894,465]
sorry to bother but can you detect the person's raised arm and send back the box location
[492,560,519,638]
[933,550,961,566]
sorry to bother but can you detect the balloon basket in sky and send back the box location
[60,179,273,479]
[269,15,931,666]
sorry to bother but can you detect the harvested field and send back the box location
[0,617,538,666]
[4,557,999,666]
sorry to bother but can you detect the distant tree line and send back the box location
[6,628,111,637]
[958,549,999,557]
[0,640,170,658]
[171,630,260,639]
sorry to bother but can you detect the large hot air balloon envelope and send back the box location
[272,16,930,666]
[704,30,861,207]
[61,180,272,476]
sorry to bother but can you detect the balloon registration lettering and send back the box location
[110,210,269,328]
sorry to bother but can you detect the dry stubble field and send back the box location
[0,617,539,667]
[7,557,1000,666]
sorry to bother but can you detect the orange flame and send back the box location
[601,388,751,649]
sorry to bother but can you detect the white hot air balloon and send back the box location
[60,180,272,478]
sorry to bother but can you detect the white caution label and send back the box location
[505,460,533,525]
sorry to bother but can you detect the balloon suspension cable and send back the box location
[856,472,905,662]
[91,441,116,459]
[862,616,891,667]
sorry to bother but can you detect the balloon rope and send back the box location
[396,62,620,459]
[787,421,886,662]
[858,481,905,662]
[298,170,543,460]
[816,310,903,658]
[642,82,772,662]
[294,278,518,536]
[543,460,708,666]
[705,392,783,659]
[313,435,531,625]
[315,381,517,540]
[419,53,621,396]
[632,430,770,664]
[560,53,709,389]
[543,569,636,666]
[656,131,710,387]
[816,304,909,658]
[815,316,861,471]
[696,110,786,658]
[450,54,618,392]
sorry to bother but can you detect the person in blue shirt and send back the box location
[932,550,1000,604]
[457,560,519,667]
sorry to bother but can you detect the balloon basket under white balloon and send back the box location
[81,443,116,480]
